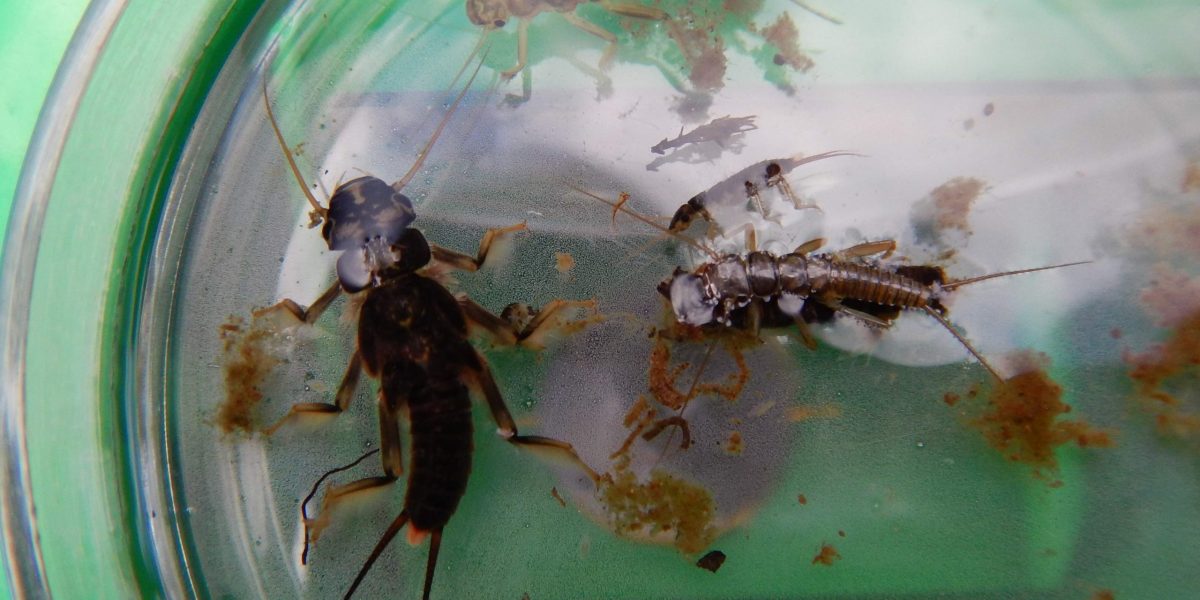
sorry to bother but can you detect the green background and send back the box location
[0,0,89,262]
[0,3,90,597]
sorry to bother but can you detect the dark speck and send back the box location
[696,550,726,572]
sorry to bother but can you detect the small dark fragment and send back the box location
[696,550,727,572]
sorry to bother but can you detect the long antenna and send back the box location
[922,306,1002,382]
[568,186,720,260]
[940,261,1090,291]
[392,42,491,192]
[262,79,327,219]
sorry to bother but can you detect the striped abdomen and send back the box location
[812,258,934,308]
[399,374,474,531]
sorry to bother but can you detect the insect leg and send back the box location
[560,12,621,71]
[837,239,896,260]
[430,222,528,272]
[460,297,600,350]
[501,19,530,79]
[299,449,380,564]
[599,1,670,20]
[770,170,814,212]
[793,317,819,350]
[254,280,341,325]
[301,391,403,561]
[262,349,362,435]
[472,361,602,485]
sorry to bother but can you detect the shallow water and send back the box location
[152,1,1200,598]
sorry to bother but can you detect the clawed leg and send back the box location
[562,12,621,71]
[818,294,894,328]
[501,19,530,79]
[460,296,600,350]
[793,317,819,350]
[770,171,817,212]
[253,280,341,326]
[263,350,362,435]
[837,239,896,261]
[472,361,602,485]
[301,393,404,558]
[430,222,527,272]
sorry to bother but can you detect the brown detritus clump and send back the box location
[217,310,297,434]
[964,351,1115,474]
[943,392,961,406]
[667,17,728,92]
[797,494,807,505]
[611,397,658,460]
[554,251,575,274]
[811,543,840,566]
[786,403,842,422]
[648,339,692,410]
[1124,307,1200,440]
[696,550,727,572]
[1125,201,1200,260]
[837,529,845,537]
[1183,159,1200,193]
[1137,265,1200,329]
[760,12,814,72]
[930,177,987,234]
[551,487,567,508]
[723,430,743,455]
[1093,590,1115,600]
[647,334,750,410]
[598,457,717,554]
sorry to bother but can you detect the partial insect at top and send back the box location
[261,46,489,292]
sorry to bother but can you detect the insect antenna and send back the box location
[300,449,380,564]
[391,41,491,193]
[921,305,1003,382]
[344,509,411,600]
[925,260,1090,382]
[788,0,844,26]
[262,79,329,224]
[939,261,1091,291]
[567,186,720,261]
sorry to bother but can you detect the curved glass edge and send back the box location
[17,0,263,597]
[120,2,274,597]
[0,1,129,598]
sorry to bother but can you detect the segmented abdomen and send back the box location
[822,259,931,308]
[402,376,474,532]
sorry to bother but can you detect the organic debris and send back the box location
[598,457,717,554]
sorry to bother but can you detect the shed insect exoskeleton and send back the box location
[578,187,1089,383]
[259,52,601,600]
[466,0,668,79]
[665,151,859,237]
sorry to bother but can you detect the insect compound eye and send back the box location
[766,163,782,177]
[494,19,506,27]
[336,248,372,293]
[670,274,716,326]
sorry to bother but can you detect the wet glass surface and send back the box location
[155,1,1199,598]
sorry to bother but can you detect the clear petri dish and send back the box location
[3,1,1198,599]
